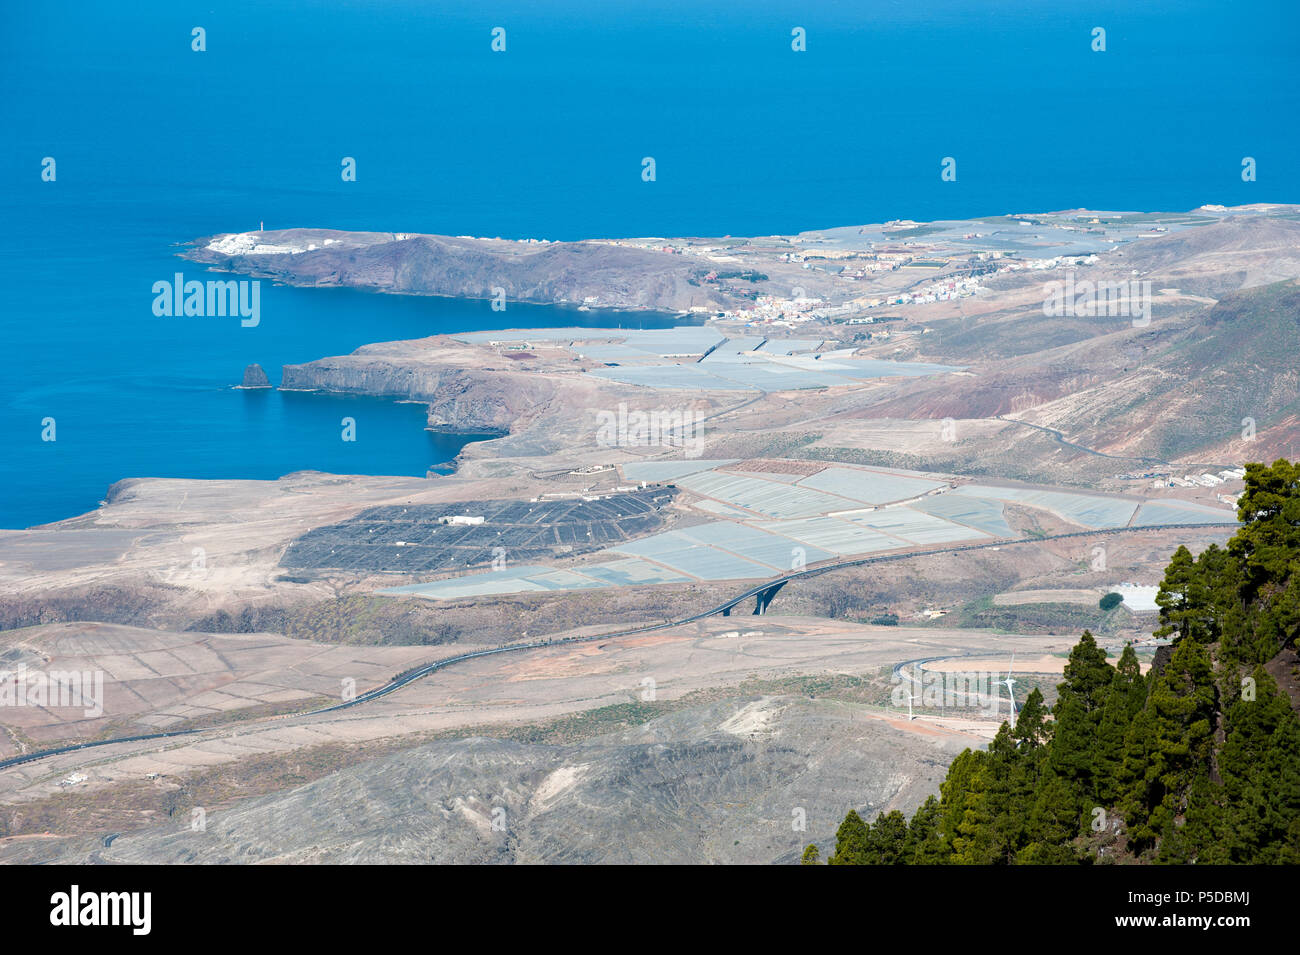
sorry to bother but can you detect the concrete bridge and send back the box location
[721,580,787,616]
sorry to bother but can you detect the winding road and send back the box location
[0,520,1236,772]
[992,415,1234,471]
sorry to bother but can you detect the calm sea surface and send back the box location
[1,0,1295,527]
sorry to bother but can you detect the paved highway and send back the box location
[0,520,1235,772]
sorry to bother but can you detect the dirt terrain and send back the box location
[0,616,1069,863]
[1,204,1293,862]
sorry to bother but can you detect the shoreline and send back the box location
[16,202,1299,530]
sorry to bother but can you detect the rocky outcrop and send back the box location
[1151,643,1175,678]
[239,363,271,388]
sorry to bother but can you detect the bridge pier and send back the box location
[753,581,787,615]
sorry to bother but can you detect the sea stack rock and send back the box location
[240,363,272,389]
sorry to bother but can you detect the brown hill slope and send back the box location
[186,230,730,311]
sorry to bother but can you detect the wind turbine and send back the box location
[997,653,1017,722]
[897,664,920,720]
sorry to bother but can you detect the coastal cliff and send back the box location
[277,335,629,437]
[186,229,732,313]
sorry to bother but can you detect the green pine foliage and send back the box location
[1118,637,1218,853]
[827,809,870,865]
[1156,459,1300,665]
[824,459,1300,865]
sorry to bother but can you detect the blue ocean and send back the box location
[1,0,1296,528]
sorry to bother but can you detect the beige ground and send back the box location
[922,653,1152,676]
[0,622,440,753]
[992,588,1102,606]
[0,616,1064,809]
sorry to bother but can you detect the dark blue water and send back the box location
[2,0,1296,528]
[0,206,680,528]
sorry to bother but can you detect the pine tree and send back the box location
[827,809,870,865]
[823,466,1300,865]
[1012,687,1049,749]
[1155,546,1200,641]
[1047,631,1115,806]
[1061,630,1115,712]
[1216,665,1300,862]
[940,749,995,864]
[904,796,948,864]
[969,725,1027,863]
[1156,774,1223,864]
[1232,459,1300,595]
[1221,460,1300,663]
[1020,772,1085,864]
[1119,637,1218,855]
[1094,643,1144,804]
[866,811,910,864]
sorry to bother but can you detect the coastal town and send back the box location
[579,209,1211,327]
